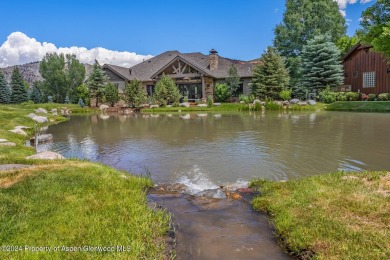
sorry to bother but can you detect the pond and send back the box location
[39,111,390,188]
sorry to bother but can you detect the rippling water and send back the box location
[38,111,390,185]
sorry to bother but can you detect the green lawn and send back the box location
[251,171,390,259]
[326,101,390,112]
[0,104,171,259]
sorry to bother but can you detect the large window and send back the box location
[363,72,375,88]
[146,85,155,96]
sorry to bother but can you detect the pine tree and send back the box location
[124,80,147,107]
[0,71,10,104]
[301,34,344,93]
[249,47,290,100]
[154,75,182,106]
[225,65,241,96]
[87,60,109,107]
[105,82,119,107]
[10,67,28,104]
[30,82,42,104]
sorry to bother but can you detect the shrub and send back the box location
[215,83,230,102]
[78,97,85,107]
[264,99,281,110]
[207,95,213,108]
[154,75,182,106]
[319,87,337,104]
[239,94,255,104]
[336,92,347,101]
[378,93,390,101]
[345,92,359,101]
[279,89,292,101]
[368,94,377,101]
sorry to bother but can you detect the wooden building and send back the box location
[103,49,256,102]
[342,43,390,94]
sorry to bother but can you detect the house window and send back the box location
[146,85,155,96]
[344,72,349,78]
[363,72,375,88]
[231,83,243,97]
[353,71,358,78]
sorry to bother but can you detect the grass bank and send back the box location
[0,104,171,259]
[326,101,390,112]
[251,171,390,259]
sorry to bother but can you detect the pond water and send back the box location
[40,111,390,187]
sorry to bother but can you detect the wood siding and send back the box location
[343,45,390,94]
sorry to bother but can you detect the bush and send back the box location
[336,92,347,101]
[319,87,337,104]
[215,83,230,102]
[368,94,377,101]
[154,75,182,106]
[239,94,255,104]
[378,93,389,101]
[345,92,359,101]
[264,99,281,110]
[207,95,213,108]
[279,89,292,101]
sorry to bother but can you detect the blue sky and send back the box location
[0,0,375,67]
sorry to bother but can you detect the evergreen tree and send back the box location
[30,82,42,104]
[249,47,290,100]
[274,0,346,88]
[10,67,28,103]
[87,60,109,107]
[124,80,147,107]
[301,34,344,93]
[78,97,85,107]
[0,71,10,104]
[105,82,119,107]
[154,74,182,106]
[225,64,241,96]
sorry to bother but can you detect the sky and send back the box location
[0,0,376,68]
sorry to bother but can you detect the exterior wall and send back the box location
[215,78,251,95]
[204,77,214,98]
[104,68,126,93]
[343,46,390,94]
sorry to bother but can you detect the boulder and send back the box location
[290,98,300,104]
[253,99,262,105]
[50,108,57,114]
[298,101,308,106]
[308,100,317,106]
[35,108,48,114]
[27,113,37,119]
[282,101,290,105]
[240,101,245,104]
[32,116,48,123]
[52,112,58,116]
[0,142,16,147]
[26,151,65,160]
[213,103,221,106]
[180,102,190,108]
[30,134,53,144]
[197,104,207,107]
[99,104,109,112]
[150,105,159,109]
[9,129,27,136]
[0,139,7,142]
[195,188,227,199]
[226,191,242,200]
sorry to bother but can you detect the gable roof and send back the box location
[342,42,373,61]
[103,50,256,82]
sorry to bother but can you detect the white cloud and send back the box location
[0,32,153,68]
[334,0,374,17]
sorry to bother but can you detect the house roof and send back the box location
[342,42,373,61]
[103,50,255,82]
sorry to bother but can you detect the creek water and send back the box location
[38,111,390,259]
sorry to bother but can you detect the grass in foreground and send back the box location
[0,104,171,259]
[326,101,390,112]
[251,171,390,259]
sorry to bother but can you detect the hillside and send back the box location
[0,62,93,86]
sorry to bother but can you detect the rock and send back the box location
[99,104,109,111]
[166,105,173,108]
[0,139,8,142]
[0,164,32,171]
[0,142,16,147]
[213,103,221,106]
[253,99,261,105]
[240,101,245,104]
[35,108,47,114]
[195,188,227,199]
[26,151,65,160]
[236,188,255,193]
[197,104,207,107]
[40,126,48,131]
[226,191,242,200]
[9,129,27,136]
[150,105,159,109]
[180,102,190,108]
[52,112,58,116]
[14,125,30,130]
[290,98,300,104]
[308,100,317,106]
[282,101,290,105]
[50,108,57,114]
[30,134,53,143]
[27,113,37,119]
[49,119,55,123]
[32,116,48,123]
[298,101,308,106]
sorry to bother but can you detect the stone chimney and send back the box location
[209,49,218,70]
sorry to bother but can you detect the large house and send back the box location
[342,43,390,94]
[103,49,256,102]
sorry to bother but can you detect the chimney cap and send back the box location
[209,49,218,54]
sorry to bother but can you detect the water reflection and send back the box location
[40,112,390,184]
